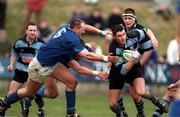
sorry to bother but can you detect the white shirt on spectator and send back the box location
[167,39,179,65]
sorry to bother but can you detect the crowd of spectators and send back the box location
[0,1,179,67]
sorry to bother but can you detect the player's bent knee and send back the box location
[132,95,141,102]
[136,90,147,97]
[67,80,78,89]
[109,101,117,109]
[45,89,59,98]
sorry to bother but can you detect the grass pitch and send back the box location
[5,91,168,117]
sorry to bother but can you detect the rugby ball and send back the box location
[121,50,133,62]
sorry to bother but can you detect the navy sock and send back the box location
[3,91,21,106]
[65,90,76,115]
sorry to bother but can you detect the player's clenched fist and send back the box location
[7,64,14,72]
[98,71,109,80]
[108,53,119,63]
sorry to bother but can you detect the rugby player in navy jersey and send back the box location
[35,40,108,117]
[0,18,118,116]
[116,8,160,117]
[6,22,45,117]
[35,48,109,117]
[108,24,168,117]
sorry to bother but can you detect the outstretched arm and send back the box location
[68,59,108,80]
[84,24,112,36]
[78,49,119,63]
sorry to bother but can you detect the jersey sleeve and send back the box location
[11,40,20,57]
[109,40,119,56]
[137,29,154,53]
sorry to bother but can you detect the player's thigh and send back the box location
[51,63,78,86]
[129,85,141,100]
[109,89,122,106]
[18,78,42,97]
[8,80,23,96]
[44,77,58,92]
[132,77,146,93]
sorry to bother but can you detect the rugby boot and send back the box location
[38,108,45,117]
[153,98,169,113]
[0,98,10,117]
[20,99,30,117]
[66,111,80,117]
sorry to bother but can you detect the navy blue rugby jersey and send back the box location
[59,44,94,67]
[37,24,85,66]
[11,37,45,72]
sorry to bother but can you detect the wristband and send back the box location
[103,56,108,62]
[98,30,105,36]
[92,71,99,76]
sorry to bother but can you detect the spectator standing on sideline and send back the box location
[107,6,123,31]
[22,0,48,34]
[0,0,10,58]
[154,0,173,21]
[167,36,180,65]
[166,0,180,65]
[0,0,7,30]
[87,8,106,30]
[0,30,11,58]
[38,19,52,43]
[70,6,88,22]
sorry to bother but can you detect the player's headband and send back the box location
[123,13,136,20]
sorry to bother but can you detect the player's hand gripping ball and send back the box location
[121,50,140,62]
